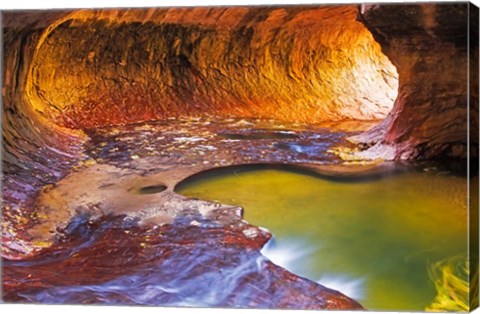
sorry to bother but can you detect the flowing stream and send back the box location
[3,118,471,310]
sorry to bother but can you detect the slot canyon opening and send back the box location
[2,3,477,312]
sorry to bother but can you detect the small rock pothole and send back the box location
[136,184,167,194]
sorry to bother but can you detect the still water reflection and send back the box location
[176,164,468,311]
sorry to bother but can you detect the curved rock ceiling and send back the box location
[26,6,398,129]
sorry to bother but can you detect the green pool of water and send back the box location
[176,164,468,311]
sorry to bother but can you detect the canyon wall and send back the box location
[4,4,476,161]
[2,12,86,257]
[352,3,478,160]
[25,6,397,129]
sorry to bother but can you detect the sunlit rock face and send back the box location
[25,6,397,128]
[352,3,478,160]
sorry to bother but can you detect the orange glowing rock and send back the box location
[23,6,397,129]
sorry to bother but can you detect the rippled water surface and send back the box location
[177,165,468,311]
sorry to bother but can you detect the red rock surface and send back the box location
[2,117,365,309]
[3,213,363,309]
[352,3,478,160]
[20,6,397,129]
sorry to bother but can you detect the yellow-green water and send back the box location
[176,165,468,311]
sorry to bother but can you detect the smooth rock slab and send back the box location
[3,216,363,309]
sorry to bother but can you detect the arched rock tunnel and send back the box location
[3,4,477,166]
[1,2,478,308]
[11,6,399,129]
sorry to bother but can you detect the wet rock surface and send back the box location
[21,118,361,248]
[2,118,366,309]
[3,216,361,309]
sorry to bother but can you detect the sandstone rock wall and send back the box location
[3,4,476,167]
[2,14,87,258]
[24,6,397,128]
[353,3,478,160]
